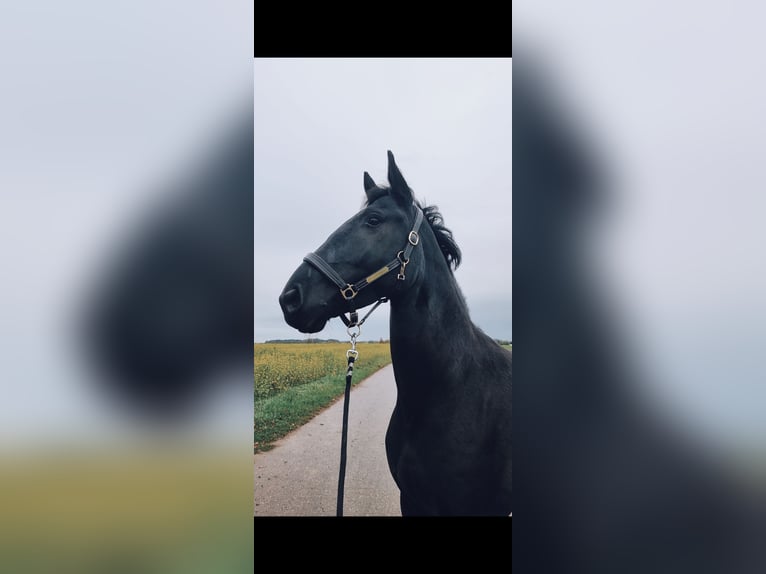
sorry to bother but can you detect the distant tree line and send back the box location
[264,338,340,344]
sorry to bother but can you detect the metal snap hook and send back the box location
[347,324,361,339]
[396,250,409,280]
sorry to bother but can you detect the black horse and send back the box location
[279,152,512,516]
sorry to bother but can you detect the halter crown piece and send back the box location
[303,203,424,328]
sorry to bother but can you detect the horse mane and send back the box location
[417,201,462,271]
[364,187,462,271]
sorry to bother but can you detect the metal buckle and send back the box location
[340,285,357,300]
[408,231,419,246]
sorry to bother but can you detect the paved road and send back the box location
[254,364,401,516]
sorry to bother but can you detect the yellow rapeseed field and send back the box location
[254,342,391,400]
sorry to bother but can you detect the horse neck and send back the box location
[388,227,473,394]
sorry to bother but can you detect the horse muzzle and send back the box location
[279,282,332,334]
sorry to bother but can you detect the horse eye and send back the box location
[366,216,382,227]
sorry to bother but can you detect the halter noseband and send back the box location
[303,204,424,326]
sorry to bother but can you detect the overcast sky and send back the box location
[254,59,512,343]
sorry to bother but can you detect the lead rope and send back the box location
[337,318,360,517]
[335,297,390,516]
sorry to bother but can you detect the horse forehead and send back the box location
[365,186,389,204]
[316,219,355,256]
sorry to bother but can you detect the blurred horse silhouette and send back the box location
[280,151,512,516]
[82,107,253,416]
[514,59,765,573]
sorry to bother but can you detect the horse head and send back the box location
[279,151,427,334]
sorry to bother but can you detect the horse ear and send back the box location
[387,150,412,203]
[363,171,377,192]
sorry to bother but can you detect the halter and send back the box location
[303,203,424,328]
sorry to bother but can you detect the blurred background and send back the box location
[514,2,766,572]
[0,2,254,572]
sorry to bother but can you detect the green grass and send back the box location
[254,357,391,453]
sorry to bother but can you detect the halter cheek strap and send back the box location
[302,253,350,294]
[303,205,424,303]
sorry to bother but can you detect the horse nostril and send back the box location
[279,286,302,314]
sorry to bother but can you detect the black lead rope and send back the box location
[335,303,384,516]
[336,334,357,517]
